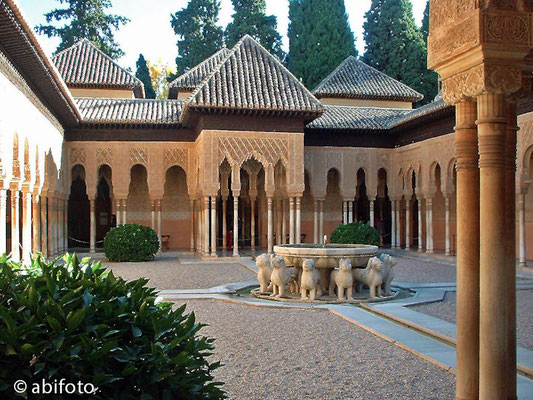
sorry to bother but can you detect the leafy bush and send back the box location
[0,254,225,399]
[330,222,380,246]
[104,224,159,262]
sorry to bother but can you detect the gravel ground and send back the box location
[175,299,455,400]
[412,289,533,350]
[393,256,457,283]
[102,256,255,290]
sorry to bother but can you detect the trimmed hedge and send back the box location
[0,254,225,399]
[330,222,380,246]
[104,224,159,262]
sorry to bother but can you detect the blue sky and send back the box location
[17,0,427,71]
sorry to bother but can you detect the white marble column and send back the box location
[204,196,210,256]
[426,198,434,254]
[157,199,162,252]
[190,200,195,251]
[319,200,324,242]
[121,199,127,224]
[396,200,401,248]
[22,191,32,262]
[222,197,227,250]
[0,189,7,254]
[296,197,301,244]
[211,196,217,257]
[289,197,295,244]
[233,193,239,257]
[41,195,48,258]
[11,190,20,261]
[369,199,375,227]
[250,196,256,252]
[90,198,95,253]
[313,200,318,243]
[48,196,54,256]
[281,199,287,244]
[151,200,156,231]
[57,196,63,253]
[445,197,451,255]
[196,200,202,253]
[116,199,121,225]
[343,201,348,225]
[348,200,354,223]
[63,198,68,252]
[391,200,397,249]
[267,197,273,254]
[276,199,282,245]
[405,203,410,249]
[418,197,424,252]
[519,191,527,267]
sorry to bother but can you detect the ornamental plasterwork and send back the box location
[429,0,476,30]
[130,148,148,165]
[218,136,288,168]
[326,151,343,171]
[69,148,86,166]
[304,151,313,170]
[164,148,188,170]
[483,13,529,44]
[96,147,112,166]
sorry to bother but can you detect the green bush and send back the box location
[104,224,159,262]
[0,254,225,399]
[330,222,380,246]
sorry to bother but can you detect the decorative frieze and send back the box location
[130,148,148,165]
[96,147,112,166]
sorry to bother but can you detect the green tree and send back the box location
[288,0,357,90]
[36,0,128,59]
[362,0,437,105]
[135,54,156,99]
[171,0,224,75]
[225,0,284,60]
[421,0,430,44]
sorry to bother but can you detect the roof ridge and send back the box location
[312,56,353,93]
[169,47,230,88]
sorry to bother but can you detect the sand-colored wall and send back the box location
[69,87,135,99]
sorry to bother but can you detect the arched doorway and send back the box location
[357,168,369,223]
[68,164,90,249]
[127,164,151,226]
[162,165,190,249]
[95,165,113,247]
[325,168,342,235]
[376,168,392,246]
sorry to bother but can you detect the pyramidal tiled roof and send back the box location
[312,56,423,103]
[183,35,323,117]
[168,48,231,99]
[53,39,144,98]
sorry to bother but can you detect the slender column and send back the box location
[289,197,295,244]
[276,199,282,245]
[267,197,273,254]
[391,200,396,249]
[222,197,227,250]
[89,198,96,253]
[157,199,162,252]
[455,99,480,400]
[281,198,287,244]
[63,197,68,252]
[369,199,375,227]
[151,200,156,231]
[405,202,410,249]
[444,197,451,255]
[348,200,353,223]
[121,199,127,224]
[190,200,195,251]
[343,201,348,224]
[210,197,217,257]
[519,192,527,267]
[296,197,301,244]
[426,198,434,254]
[56,198,62,253]
[41,195,48,258]
[47,196,54,256]
[22,191,32,262]
[319,200,324,241]
[232,193,239,257]
[250,196,256,252]
[0,189,7,254]
[116,200,121,225]
[396,200,401,248]
[417,196,423,252]
[203,196,210,256]
[313,200,319,243]
[196,200,202,253]
[477,93,510,400]
[10,190,20,261]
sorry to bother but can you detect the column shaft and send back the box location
[369,200,375,227]
[289,197,295,244]
[267,197,273,254]
[116,199,121,225]
[519,193,526,266]
[151,200,156,231]
[190,200,195,251]
[319,200,324,242]
[89,198,95,253]
[348,200,353,223]
[22,191,32,262]
[0,189,7,254]
[276,199,282,245]
[418,197,423,252]
[405,205,410,249]
[250,197,256,252]
[314,200,318,243]
[122,199,127,224]
[296,197,301,244]
[233,194,239,257]
[391,200,396,249]
[281,199,287,244]
[41,196,48,258]
[445,197,451,255]
[10,190,20,261]
[211,197,217,257]
[426,198,434,254]
[157,200,162,252]
[222,198,227,250]
[204,196,210,256]
[63,198,68,252]
[343,201,348,225]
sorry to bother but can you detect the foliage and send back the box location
[0,254,225,399]
[421,0,430,45]
[135,54,156,99]
[362,0,437,106]
[103,224,159,262]
[35,0,129,59]
[146,59,176,100]
[330,222,380,246]
[170,0,224,76]
[288,0,357,89]
[225,0,285,61]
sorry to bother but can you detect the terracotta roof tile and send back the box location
[53,39,144,98]
[388,99,453,128]
[312,56,423,103]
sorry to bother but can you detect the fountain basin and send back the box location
[273,244,378,269]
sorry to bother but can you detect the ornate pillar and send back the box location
[348,200,353,223]
[196,199,202,253]
[41,195,48,258]
[296,196,301,244]
[281,198,287,245]
[518,190,527,267]
[22,190,32,262]
[342,201,348,225]
[121,199,127,224]
[313,200,318,243]
[426,198,434,254]
[250,196,256,252]
[89,197,96,253]
[203,196,210,257]
[63,197,68,252]
[417,195,424,252]
[369,198,375,227]
[267,197,273,254]
[210,196,217,257]
[444,197,451,255]
[0,189,6,254]
[289,197,295,244]
[116,199,121,225]
[232,192,239,257]
[276,198,282,245]
[157,199,162,252]
[190,200,195,251]
[222,196,227,250]
[319,200,324,242]
[10,189,20,261]
[391,199,396,249]
[151,200,156,231]
[405,200,410,250]
[47,195,54,257]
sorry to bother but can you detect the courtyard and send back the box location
[99,251,533,399]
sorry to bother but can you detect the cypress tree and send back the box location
[362,0,437,105]
[135,54,156,99]
[288,0,356,90]
[225,0,284,60]
[36,0,128,59]
[171,0,224,75]
[421,0,430,44]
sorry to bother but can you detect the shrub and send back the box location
[0,254,225,399]
[104,224,159,262]
[330,222,380,246]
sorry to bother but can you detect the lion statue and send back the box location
[255,253,273,293]
[379,253,396,296]
[270,255,292,298]
[352,256,383,299]
[329,258,353,301]
[300,259,322,300]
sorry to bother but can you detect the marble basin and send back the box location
[273,244,378,269]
